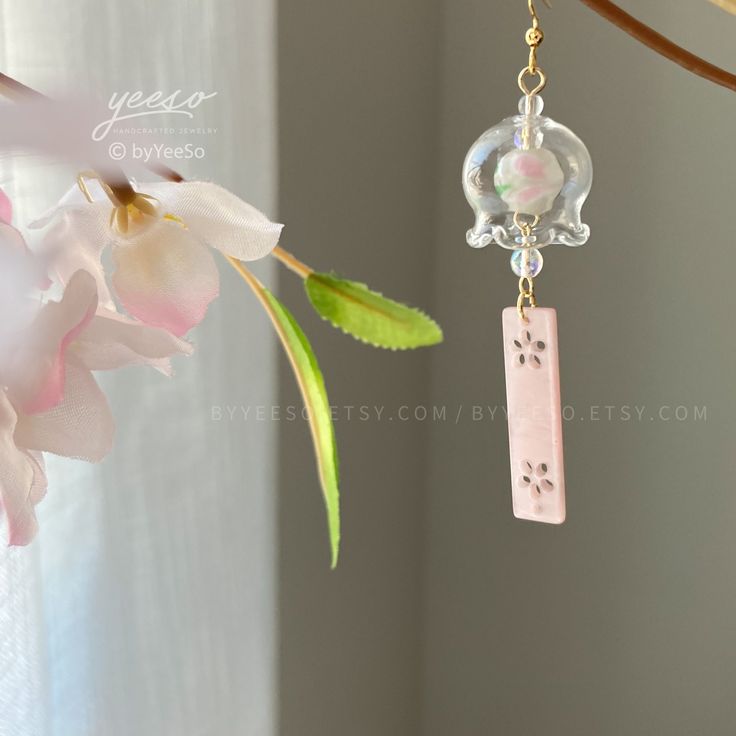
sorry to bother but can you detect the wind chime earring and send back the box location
[462,0,592,523]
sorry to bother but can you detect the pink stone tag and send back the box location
[502,307,565,524]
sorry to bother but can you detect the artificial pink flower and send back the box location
[0,395,48,545]
[0,268,192,545]
[0,187,13,225]
[0,218,51,344]
[33,179,283,336]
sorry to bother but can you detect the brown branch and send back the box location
[0,73,43,101]
[577,0,736,92]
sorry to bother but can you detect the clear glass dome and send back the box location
[462,96,592,250]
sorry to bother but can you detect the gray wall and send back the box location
[276,1,735,734]
[424,1,736,735]
[276,1,439,735]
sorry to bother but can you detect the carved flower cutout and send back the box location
[517,460,554,509]
[511,328,545,368]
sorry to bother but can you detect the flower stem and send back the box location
[271,246,313,279]
[226,255,266,298]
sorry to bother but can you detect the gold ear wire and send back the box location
[528,0,552,28]
[528,0,552,19]
[528,0,540,28]
[520,0,548,93]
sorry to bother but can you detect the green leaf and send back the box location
[244,269,340,567]
[305,272,443,350]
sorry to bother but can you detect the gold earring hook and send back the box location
[521,0,550,89]
[528,0,540,28]
[528,0,552,27]
[528,0,552,15]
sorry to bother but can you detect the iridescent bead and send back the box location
[510,248,543,278]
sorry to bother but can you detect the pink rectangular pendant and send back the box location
[502,307,565,524]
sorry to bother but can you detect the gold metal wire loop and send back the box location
[512,211,540,233]
[517,276,537,323]
[518,65,547,96]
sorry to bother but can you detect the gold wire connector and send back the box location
[517,276,538,323]
[513,211,540,233]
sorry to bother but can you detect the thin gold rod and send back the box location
[527,0,552,26]
[528,0,540,26]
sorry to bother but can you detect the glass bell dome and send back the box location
[462,95,592,250]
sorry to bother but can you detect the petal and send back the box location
[29,181,108,229]
[0,187,13,225]
[0,224,49,336]
[35,204,115,309]
[112,220,219,336]
[0,222,31,256]
[27,451,48,506]
[0,392,38,546]
[15,357,114,462]
[0,222,48,291]
[144,180,283,261]
[71,306,193,372]
[6,271,98,415]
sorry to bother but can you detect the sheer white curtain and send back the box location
[0,2,278,734]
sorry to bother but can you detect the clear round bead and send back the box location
[510,248,543,278]
[518,94,544,116]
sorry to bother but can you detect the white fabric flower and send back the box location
[33,179,283,336]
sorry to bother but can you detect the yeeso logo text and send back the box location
[92,89,218,141]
